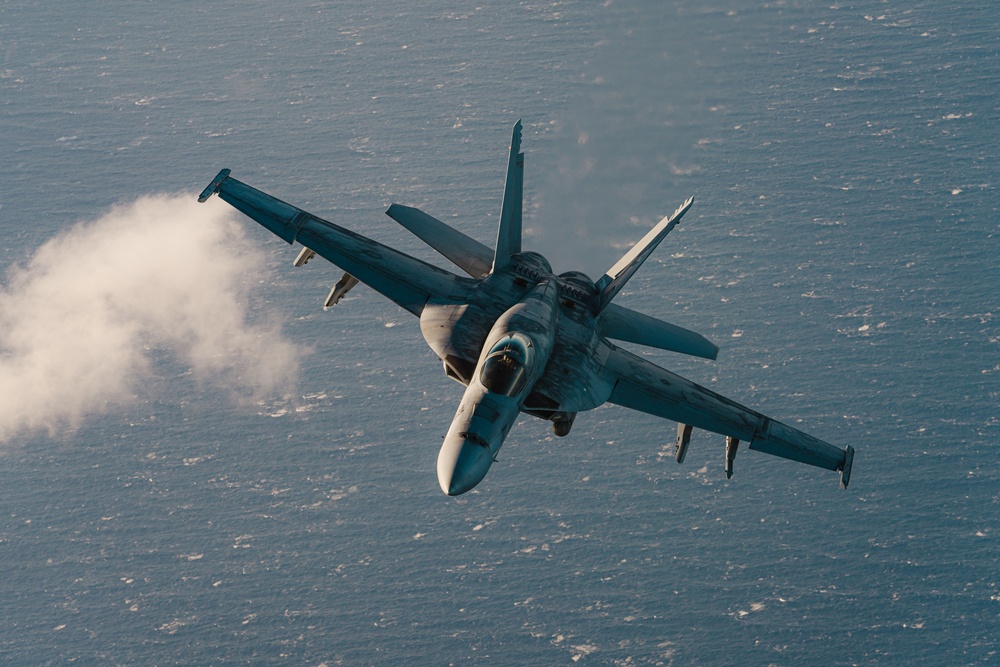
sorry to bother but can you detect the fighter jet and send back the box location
[198,121,855,495]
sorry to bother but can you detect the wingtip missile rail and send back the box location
[198,168,230,203]
[839,445,855,489]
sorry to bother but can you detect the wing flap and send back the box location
[200,170,474,316]
[605,347,853,484]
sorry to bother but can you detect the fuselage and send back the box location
[436,278,558,494]
[425,254,613,494]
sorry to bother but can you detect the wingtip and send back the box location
[839,445,855,489]
[198,168,231,203]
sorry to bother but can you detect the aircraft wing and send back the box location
[199,169,475,316]
[604,347,855,487]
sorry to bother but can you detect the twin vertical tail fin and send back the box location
[384,120,523,279]
[477,120,689,316]
[593,197,694,313]
[491,120,524,273]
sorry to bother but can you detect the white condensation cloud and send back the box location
[0,194,300,441]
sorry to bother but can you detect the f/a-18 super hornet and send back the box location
[198,121,855,495]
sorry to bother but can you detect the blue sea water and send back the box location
[1,1,997,665]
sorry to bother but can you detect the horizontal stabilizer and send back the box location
[598,303,719,360]
[594,197,693,313]
[386,204,492,278]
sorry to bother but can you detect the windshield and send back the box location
[480,336,532,397]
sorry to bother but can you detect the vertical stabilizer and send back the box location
[593,197,693,313]
[491,120,524,273]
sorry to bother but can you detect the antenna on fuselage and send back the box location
[491,120,524,274]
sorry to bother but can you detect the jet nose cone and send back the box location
[437,436,493,496]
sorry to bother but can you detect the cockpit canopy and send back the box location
[480,334,534,397]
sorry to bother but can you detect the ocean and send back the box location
[1,1,996,664]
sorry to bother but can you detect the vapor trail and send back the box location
[0,194,299,442]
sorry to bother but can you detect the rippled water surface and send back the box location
[1,2,997,664]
